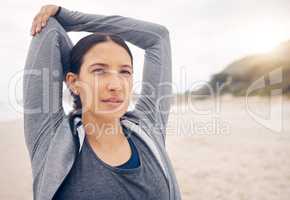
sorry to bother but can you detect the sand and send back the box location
[1,96,290,200]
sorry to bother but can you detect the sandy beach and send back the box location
[1,96,290,200]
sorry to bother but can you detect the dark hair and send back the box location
[65,33,133,118]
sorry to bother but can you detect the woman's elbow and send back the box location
[154,24,169,38]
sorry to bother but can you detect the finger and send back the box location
[35,16,44,33]
[31,14,41,35]
[31,19,38,36]
[41,20,46,27]
[41,14,49,27]
[37,11,48,30]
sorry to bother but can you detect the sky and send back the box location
[2,0,290,119]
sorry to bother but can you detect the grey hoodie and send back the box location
[23,6,181,200]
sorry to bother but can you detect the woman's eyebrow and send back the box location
[121,64,133,69]
[89,62,108,68]
[89,62,132,69]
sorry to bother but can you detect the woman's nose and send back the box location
[107,71,122,91]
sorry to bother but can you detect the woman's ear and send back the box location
[65,72,79,95]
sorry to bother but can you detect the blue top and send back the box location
[115,135,140,169]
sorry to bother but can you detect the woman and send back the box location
[24,4,181,200]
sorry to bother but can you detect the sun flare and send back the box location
[240,20,288,54]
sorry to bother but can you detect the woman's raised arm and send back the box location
[55,6,173,147]
[24,17,73,162]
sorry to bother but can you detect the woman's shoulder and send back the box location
[121,110,141,125]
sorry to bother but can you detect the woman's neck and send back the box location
[81,111,127,151]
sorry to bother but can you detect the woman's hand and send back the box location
[30,5,60,36]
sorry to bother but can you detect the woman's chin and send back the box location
[92,106,127,118]
[100,101,128,112]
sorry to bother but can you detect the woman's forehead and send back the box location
[83,42,132,66]
[86,41,130,57]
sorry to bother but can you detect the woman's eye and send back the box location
[93,69,132,76]
[121,70,132,75]
[93,68,105,73]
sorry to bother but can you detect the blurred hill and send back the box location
[191,40,290,99]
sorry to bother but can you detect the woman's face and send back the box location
[72,40,133,120]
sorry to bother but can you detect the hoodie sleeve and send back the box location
[23,17,73,161]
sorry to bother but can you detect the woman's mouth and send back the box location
[101,98,124,107]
